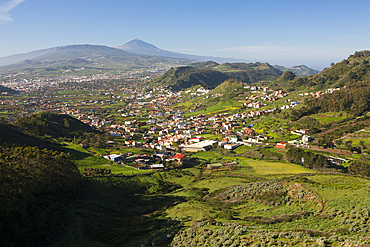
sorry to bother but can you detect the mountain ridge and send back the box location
[116,39,250,64]
[0,47,58,67]
[273,64,320,76]
[0,44,191,72]
[154,62,282,90]
[0,40,322,74]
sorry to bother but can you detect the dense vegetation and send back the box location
[0,146,81,247]
[266,50,370,92]
[0,114,183,247]
[0,85,18,94]
[305,80,370,116]
[14,112,95,137]
[155,62,282,90]
[286,147,338,171]
[212,79,246,95]
[219,62,283,83]
[154,66,230,90]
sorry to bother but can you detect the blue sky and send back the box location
[0,0,369,70]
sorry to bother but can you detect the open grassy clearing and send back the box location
[233,145,253,154]
[166,201,211,220]
[198,133,223,140]
[192,177,248,193]
[238,159,315,175]
[310,112,351,123]
[341,138,370,149]
[191,151,222,160]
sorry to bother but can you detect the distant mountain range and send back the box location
[0,39,320,76]
[0,47,57,67]
[0,44,190,72]
[115,39,250,64]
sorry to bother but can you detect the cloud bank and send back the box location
[0,0,26,24]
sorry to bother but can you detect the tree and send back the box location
[349,161,370,177]
[335,139,343,151]
[359,140,366,154]
[344,140,353,152]
[318,138,326,149]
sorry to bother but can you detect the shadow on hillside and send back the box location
[66,189,187,247]
[63,147,91,160]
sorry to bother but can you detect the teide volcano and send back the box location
[116,39,250,64]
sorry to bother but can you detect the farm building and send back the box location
[149,164,164,169]
[103,154,121,163]
[224,143,240,150]
[183,140,217,152]
[206,163,223,170]
[302,135,312,144]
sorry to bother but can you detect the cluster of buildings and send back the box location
[1,70,324,168]
[103,152,186,170]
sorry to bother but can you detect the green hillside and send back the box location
[155,62,282,90]
[13,112,95,138]
[0,85,18,94]
[190,61,219,69]
[0,113,96,150]
[271,50,370,90]
[154,66,230,90]
[209,62,283,83]
[212,78,247,95]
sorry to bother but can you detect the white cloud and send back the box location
[0,0,26,24]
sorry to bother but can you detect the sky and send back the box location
[0,0,369,70]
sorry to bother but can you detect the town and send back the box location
[0,69,346,173]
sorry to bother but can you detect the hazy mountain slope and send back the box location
[190,61,219,69]
[273,65,320,76]
[116,39,250,64]
[0,44,191,72]
[216,62,283,82]
[0,47,57,67]
[32,44,133,61]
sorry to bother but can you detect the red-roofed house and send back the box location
[275,143,287,149]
